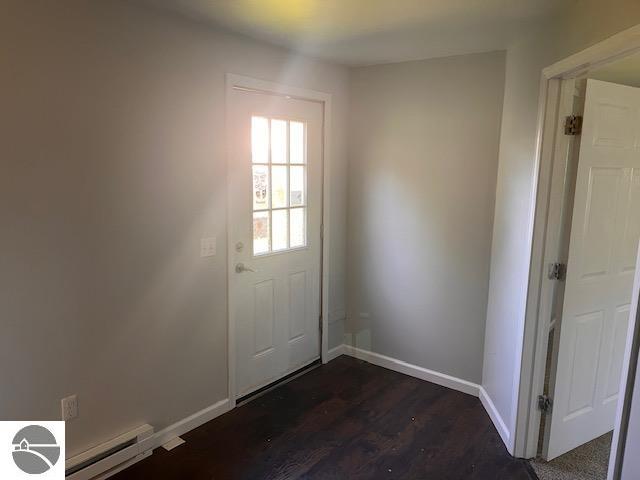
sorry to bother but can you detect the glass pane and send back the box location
[290,166,305,206]
[271,119,287,163]
[253,211,270,255]
[290,208,306,248]
[252,165,269,210]
[272,209,288,251]
[290,121,305,164]
[251,116,269,164]
[271,165,288,209]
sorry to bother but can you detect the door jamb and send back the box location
[515,24,640,478]
[224,74,333,410]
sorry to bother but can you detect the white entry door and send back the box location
[228,87,323,398]
[547,79,640,459]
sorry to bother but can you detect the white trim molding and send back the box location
[342,345,480,397]
[480,387,511,450]
[326,344,345,362]
[152,398,231,448]
[543,24,640,80]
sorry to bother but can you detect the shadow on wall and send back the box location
[344,330,372,351]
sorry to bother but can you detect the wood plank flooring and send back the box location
[112,355,536,479]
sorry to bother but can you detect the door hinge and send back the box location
[538,394,553,413]
[564,115,583,135]
[548,262,566,281]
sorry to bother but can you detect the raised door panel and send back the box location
[579,168,624,280]
[288,271,307,342]
[565,311,605,419]
[619,170,640,274]
[603,305,631,403]
[592,101,634,149]
[254,280,275,356]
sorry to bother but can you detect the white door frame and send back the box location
[515,24,640,475]
[225,74,332,408]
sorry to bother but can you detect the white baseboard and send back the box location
[342,345,480,397]
[326,344,345,362]
[152,398,231,448]
[479,386,511,451]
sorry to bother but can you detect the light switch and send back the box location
[200,237,216,257]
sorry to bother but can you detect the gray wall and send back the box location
[346,51,506,384]
[0,0,349,457]
[481,22,558,444]
[482,0,640,451]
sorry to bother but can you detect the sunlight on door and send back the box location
[252,116,307,255]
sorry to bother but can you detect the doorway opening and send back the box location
[517,28,640,480]
[532,73,640,480]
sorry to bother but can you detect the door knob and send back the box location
[235,262,256,273]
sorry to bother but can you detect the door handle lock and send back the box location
[235,262,256,273]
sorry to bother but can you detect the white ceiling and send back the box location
[136,0,567,66]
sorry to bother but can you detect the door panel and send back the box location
[581,168,623,279]
[566,310,603,418]
[254,280,275,355]
[547,80,640,460]
[604,305,630,400]
[289,271,307,341]
[593,102,634,148]
[229,88,322,398]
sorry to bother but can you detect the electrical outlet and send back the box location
[61,395,78,421]
[200,237,216,257]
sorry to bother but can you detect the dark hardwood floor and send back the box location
[112,356,537,479]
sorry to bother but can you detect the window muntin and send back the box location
[251,116,308,256]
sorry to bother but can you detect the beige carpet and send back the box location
[530,432,612,480]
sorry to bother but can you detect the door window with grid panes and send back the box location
[252,117,307,255]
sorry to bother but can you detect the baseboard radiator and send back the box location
[66,424,154,480]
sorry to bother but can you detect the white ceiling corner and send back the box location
[134,0,568,66]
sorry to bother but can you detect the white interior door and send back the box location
[547,79,640,460]
[229,87,323,398]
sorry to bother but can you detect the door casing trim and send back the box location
[516,24,640,480]
[224,73,333,410]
